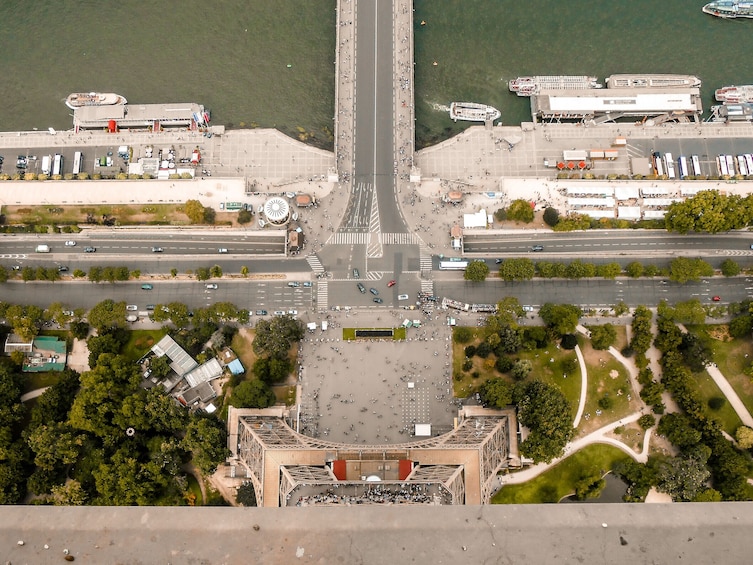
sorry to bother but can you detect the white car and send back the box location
[288,309,298,316]
[126,304,138,311]
[64,240,76,247]
[205,283,218,290]
[398,294,409,301]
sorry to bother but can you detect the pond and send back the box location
[560,473,628,504]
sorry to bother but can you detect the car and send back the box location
[151,247,163,253]
[303,281,313,287]
[387,280,396,287]
[712,296,721,302]
[126,305,138,311]
[11,265,20,271]
[141,284,153,290]
[255,310,268,316]
[205,283,218,290]
[57,265,68,272]
[218,248,228,253]
[63,310,74,317]
[146,304,155,311]
[398,294,409,301]
[287,281,300,287]
[373,297,383,304]
[531,245,544,252]
[84,246,96,253]
[522,305,535,312]
[495,258,503,264]
[64,240,76,247]
[288,309,298,316]
[369,287,379,296]
[357,282,366,293]
[353,268,360,279]
[273,310,286,316]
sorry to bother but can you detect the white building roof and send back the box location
[533,88,701,116]
[568,197,615,207]
[185,358,224,388]
[614,186,640,200]
[617,206,642,219]
[463,209,488,229]
[152,335,198,377]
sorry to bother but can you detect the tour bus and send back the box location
[52,154,63,176]
[41,155,52,175]
[653,153,664,177]
[677,155,689,179]
[745,154,753,176]
[726,154,736,176]
[737,155,748,177]
[717,155,728,177]
[72,151,82,175]
[663,152,676,179]
[691,155,702,177]
[438,258,469,271]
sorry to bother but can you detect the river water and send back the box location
[0,1,751,150]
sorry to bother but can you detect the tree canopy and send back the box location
[664,191,753,234]
[230,380,277,409]
[464,260,489,282]
[539,303,582,336]
[513,380,574,463]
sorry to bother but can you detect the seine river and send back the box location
[0,1,751,149]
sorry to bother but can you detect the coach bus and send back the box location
[717,155,729,177]
[663,152,676,179]
[52,154,63,176]
[72,151,82,175]
[439,258,469,271]
[691,155,701,177]
[677,156,689,179]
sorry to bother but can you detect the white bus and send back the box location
[691,155,702,176]
[726,155,736,175]
[737,155,748,177]
[52,154,63,176]
[439,259,469,271]
[663,152,676,179]
[72,151,82,175]
[745,154,753,175]
[654,154,664,177]
[717,155,729,177]
[677,156,689,179]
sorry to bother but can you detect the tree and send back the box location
[539,303,581,336]
[496,325,522,354]
[115,388,187,434]
[507,199,534,223]
[149,355,172,381]
[669,257,714,284]
[50,480,88,506]
[252,316,304,359]
[560,334,578,350]
[653,455,710,502]
[589,324,616,350]
[210,264,223,278]
[597,262,621,279]
[453,327,473,344]
[26,422,85,471]
[182,415,230,475]
[730,314,753,338]
[543,207,560,227]
[237,209,253,225]
[230,379,276,408]
[720,259,741,277]
[657,413,702,449]
[478,378,512,408]
[735,426,753,449]
[658,298,707,325]
[510,359,532,381]
[88,299,127,331]
[665,191,752,234]
[565,260,596,279]
[625,261,644,278]
[464,260,489,282]
[513,380,574,463]
[574,474,606,500]
[498,258,535,281]
[638,414,656,430]
[184,199,207,224]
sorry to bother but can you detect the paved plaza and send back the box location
[298,310,457,444]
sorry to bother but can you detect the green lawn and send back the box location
[121,328,168,361]
[492,444,631,504]
[186,473,204,506]
[580,355,633,432]
[230,331,257,378]
[517,347,581,417]
[693,370,742,435]
[21,371,61,394]
[272,385,297,406]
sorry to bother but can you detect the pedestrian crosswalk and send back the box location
[327,232,371,245]
[420,279,434,294]
[306,254,325,274]
[316,280,328,312]
[419,247,433,276]
[379,232,421,245]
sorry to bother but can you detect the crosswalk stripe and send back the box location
[306,254,325,274]
[316,280,328,312]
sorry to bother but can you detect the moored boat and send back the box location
[715,84,753,103]
[448,102,501,123]
[65,92,127,109]
[508,75,602,97]
[702,1,753,18]
[605,74,701,89]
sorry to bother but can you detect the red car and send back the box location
[712,296,721,302]
[387,280,396,287]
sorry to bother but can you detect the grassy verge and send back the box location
[492,444,630,504]
[693,369,742,435]
[230,330,257,378]
[272,385,297,406]
[21,371,61,394]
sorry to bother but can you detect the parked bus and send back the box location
[439,259,469,271]
[726,155,736,175]
[737,155,748,177]
[41,155,52,175]
[717,155,729,177]
[677,156,689,179]
[663,152,676,179]
[691,155,702,176]
[653,153,664,176]
[52,154,63,176]
[72,151,82,175]
[745,154,753,175]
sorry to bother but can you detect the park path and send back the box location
[572,343,587,428]
[20,387,49,402]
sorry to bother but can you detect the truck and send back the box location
[35,244,50,253]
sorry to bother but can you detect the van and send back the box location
[218,248,228,254]
[35,244,50,253]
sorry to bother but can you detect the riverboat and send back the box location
[715,85,753,103]
[702,1,753,18]
[65,92,127,109]
[448,102,500,123]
